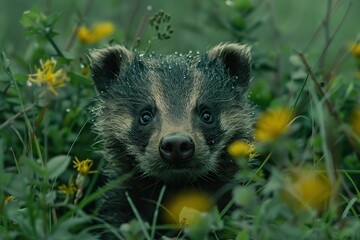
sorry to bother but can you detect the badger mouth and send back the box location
[153,156,213,182]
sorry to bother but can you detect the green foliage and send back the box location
[1,0,360,239]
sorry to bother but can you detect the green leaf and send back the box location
[68,72,92,86]
[236,231,250,240]
[186,213,212,240]
[1,50,11,70]
[20,9,45,28]
[234,0,254,12]
[233,186,256,209]
[45,155,70,179]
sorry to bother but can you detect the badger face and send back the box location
[90,44,252,183]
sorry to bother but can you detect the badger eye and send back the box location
[140,111,153,125]
[201,111,213,123]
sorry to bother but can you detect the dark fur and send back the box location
[90,43,252,237]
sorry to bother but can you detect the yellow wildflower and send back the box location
[77,22,114,44]
[282,168,332,212]
[73,156,97,175]
[255,108,293,142]
[178,207,202,227]
[58,181,77,195]
[349,42,360,58]
[28,59,68,96]
[5,195,15,203]
[228,140,257,158]
[164,190,212,225]
[351,109,360,137]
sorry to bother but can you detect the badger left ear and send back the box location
[208,43,251,92]
[89,45,134,93]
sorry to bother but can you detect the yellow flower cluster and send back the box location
[58,181,77,195]
[349,42,360,58]
[73,156,97,175]
[282,168,332,212]
[228,140,257,158]
[77,22,114,44]
[28,59,68,95]
[164,190,212,226]
[351,109,360,137]
[5,195,15,203]
[255,107,293,142]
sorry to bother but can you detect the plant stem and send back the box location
[0,103,36,130]
[65,0,93,51]
[44,32,65,58]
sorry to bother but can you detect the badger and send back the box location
[89,43,252,236]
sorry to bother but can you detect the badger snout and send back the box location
[159,134,195,163]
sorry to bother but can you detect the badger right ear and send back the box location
[89,45,133,93]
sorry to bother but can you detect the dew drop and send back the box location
[147,5,153,11]
[26,81,32,87]
[189,50,193,54]
[174,51,178,55]
[196,51,200,55]
[66,108,70,112]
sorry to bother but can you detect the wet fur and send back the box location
[90,43,253,237]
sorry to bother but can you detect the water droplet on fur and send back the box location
[189,50,193,54]
[174,51,178,55]
[179,53,183,57]
[196,51,200,55]
[66,108,70,112]
[147,5,153,11]
[168,66,172,70]
[100,91,104,94]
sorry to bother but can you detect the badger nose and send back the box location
[159,134,195,163]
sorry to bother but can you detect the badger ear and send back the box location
[89,45,133,93]
[207,43,251,92]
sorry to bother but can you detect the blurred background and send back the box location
[1,0,359,58]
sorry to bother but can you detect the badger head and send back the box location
[90,43,252,183]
